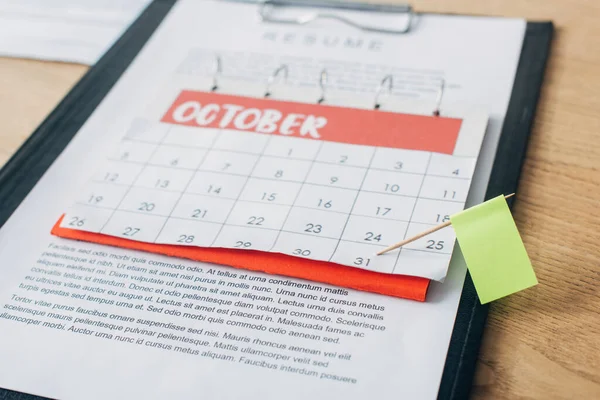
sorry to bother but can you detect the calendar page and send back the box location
[59,84,487,281]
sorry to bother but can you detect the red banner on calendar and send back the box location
[161,91,462,154]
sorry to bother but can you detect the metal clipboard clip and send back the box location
[258,0,413,35]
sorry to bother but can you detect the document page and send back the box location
[0,1,526,399]
[0,0,151,64]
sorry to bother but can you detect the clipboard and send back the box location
[0,0,553,398]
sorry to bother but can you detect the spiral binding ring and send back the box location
[317,69,328,104]
[212,55,222,92]
[433,79,445,116]
[374,75,394,109]
[265,65,289,97]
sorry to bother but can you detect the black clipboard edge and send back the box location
[438,21,554,400]
[0,1,177,400]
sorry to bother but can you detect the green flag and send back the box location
[450,195,537,304]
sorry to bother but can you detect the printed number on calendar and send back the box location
[443,190,456,199]
[247,216,264,226]
[192,209,207,218]
[317,199,332,208]
[293,249,311,257]
[155,179,170,189]
[436,214,450,222]
[376,207,391,216]
[177,235,195,243]
[138,202,155,212]
[364,232,382,242]
[354,257,371,266]
[88,195,103,205]
[123,227,140,237]
[426,240,444,250]
[262,193,277,202]
[208,185,222,194]
[104,173,119,182]
[304,224,322,234]
[69,217,85,227]
[385,183,400,193]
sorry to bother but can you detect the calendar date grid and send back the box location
[392,152,432,274]
[75,194,453,225]
[109,138,474,182]
[65,121,477,276]
[72,200,458,252]
[88,178,470,205]
[95,122,174,234]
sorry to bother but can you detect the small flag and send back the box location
[450,195,537,304]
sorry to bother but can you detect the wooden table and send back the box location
[0,1,599,398]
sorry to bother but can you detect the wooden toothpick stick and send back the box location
[376,193,515,256]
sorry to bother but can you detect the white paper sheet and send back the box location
[0,1,526,399]
[0,0,151,64]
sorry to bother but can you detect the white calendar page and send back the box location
[60,81,487,281]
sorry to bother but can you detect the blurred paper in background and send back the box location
[0,0,151,65]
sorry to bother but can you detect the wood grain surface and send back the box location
[0,1,599,399]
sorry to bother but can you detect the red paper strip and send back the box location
[52,216,430,302]
[161,91,462,154]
